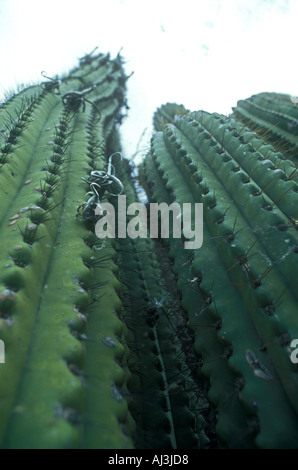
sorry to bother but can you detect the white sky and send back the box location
[0,0,297,160]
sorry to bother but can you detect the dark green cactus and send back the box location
[140,100,298,449]
[1,47,297,451]
[113,154,210,449]
[232,92,298,163]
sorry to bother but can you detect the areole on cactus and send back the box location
[0,50,297,449]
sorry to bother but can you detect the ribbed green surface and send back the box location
[1,55,297,450]
[0,51,134,449]
[140,101,298,449]
[114,156,210,449]
[232,92,298,163]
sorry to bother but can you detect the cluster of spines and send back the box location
[0,94,43,164]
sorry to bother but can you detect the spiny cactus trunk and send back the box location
[0,52,134,449]
[140,101,298,449]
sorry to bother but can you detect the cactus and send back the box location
[0,51,135,449]
[1,48,297,451]
[140,100,298,449]
[0,54,210,450]
[112,153,211,449]
[232,92,298,163]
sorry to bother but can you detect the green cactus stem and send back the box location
[0,52,134,449]
[140,102,298,449]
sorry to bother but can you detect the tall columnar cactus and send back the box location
[0,51,135,449]
[140,100,298,449]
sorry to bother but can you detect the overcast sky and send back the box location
[0,0,297,160]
